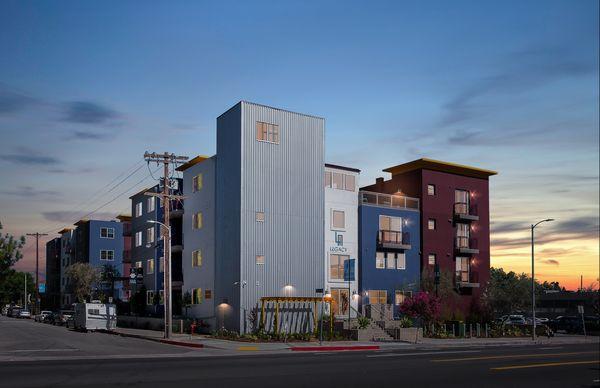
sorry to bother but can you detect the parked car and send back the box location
[34,310,53,322]
[55,310,75,326]
[18,310,31,319]
[503,315,526,325]
[42,312,58,324]
[8,307,22,318]
[549,316,580,333]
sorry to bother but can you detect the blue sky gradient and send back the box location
[1,0,598,288]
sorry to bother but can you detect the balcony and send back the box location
[454,202,479,222]
[455,271,480,288]
[377,230,411,250]
[360,191,419,210]
[455,236,479,254]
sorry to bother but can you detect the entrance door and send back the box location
[331,288,349,316]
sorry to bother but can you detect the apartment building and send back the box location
[58,228,75,307]
[324,164,360,319]
[129,178,183,314]
[44,237,61,310]
[215,101,325,333]
[358,190,421,317]
[362,158,496,315]
[116,214,132,301]
[178,155,216,324]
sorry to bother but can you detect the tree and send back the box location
[65,263,100,303]
[0,222,25,282]
[421,267,461,320]
[399,291,441,325]
[0,270,34,305]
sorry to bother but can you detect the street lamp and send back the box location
[531,218,554,341]
[147,220,172,339]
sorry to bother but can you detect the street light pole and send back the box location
[148,220,171,339]
[531,218,554,341]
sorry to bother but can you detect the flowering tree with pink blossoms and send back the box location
[399,291,441,325]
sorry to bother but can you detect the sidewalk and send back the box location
[109,327,599,354]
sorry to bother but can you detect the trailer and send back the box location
[73,302,116,331]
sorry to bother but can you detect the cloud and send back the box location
[541,259,560,266]
[42,210,117,223]
[71,130,112,140]
[0,84,38,114]
[0,147,60,165]
[47,167,96,174]
[62,101,119,124]
[0,186,58,197]
[440,46,596,126]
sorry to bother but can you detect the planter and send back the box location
[391,327,423,343]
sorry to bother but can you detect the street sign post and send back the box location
[578,305,586,336]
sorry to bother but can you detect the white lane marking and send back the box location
[4,349,79,353]
[538,347,563,350]
[367,350,481,358]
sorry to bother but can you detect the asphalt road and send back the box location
[1,316,598,388]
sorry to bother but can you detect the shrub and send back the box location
[398,316,413,328]
[357,316,371,329]
[400,291,441,325]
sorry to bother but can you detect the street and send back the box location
[1,316,598,388]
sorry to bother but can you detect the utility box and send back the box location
[73,302,117,331]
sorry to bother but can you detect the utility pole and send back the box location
[26,232,48,314]
[143,152,188,339]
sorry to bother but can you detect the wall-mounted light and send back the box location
[352,290,359,300]
[324,288,331,298]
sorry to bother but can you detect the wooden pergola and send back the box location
[259,296,333,335]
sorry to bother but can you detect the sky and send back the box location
[0,0,598,290]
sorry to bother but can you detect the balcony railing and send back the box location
[454,202,479,221]
[455,236,479,254]
[360,191,419,210]
[378,230,411,250]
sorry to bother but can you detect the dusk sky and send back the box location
[1,1,598,290]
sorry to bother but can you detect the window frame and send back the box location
[427,184,436,196]
[256,255,265,265]
[255,211,265,222]
[375,251,385,269]
[147,197,155,213]
[147,259,154,275]
[146,290,154,305]
[192,174,203,192]
[146,227,155,244]
[395,290,412,305]
[192,250,202,267]
[396,252,406,270]
[135,231,143,247]
[256,121,280,144]
[100,250,114,261]
[344,174,356,191]
[193,212,203,229]
[428,218,436,230]
[428,254,436,266]
[329,253,349,281]
[331,209,346,230]
[135,202,143,217]
[100,227,115,239]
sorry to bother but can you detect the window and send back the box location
[192,174,203,192]
[191,288,203,304]
[456,257,470,282]
[427,184,436,196]
[147,197,155,213]
[146,227,155,244]
[428,219,436,230]
[159,290,164,305]
[428,254,436,265]
[193,212,203,229]
[256,121,279,143]
[135,231,142,247]
[331,289,350,316]
[204,289,212,300]
[135,202,143,217]
[100,227,115,239]
[396,252,406,270]
[192,250,202,267]
[379,215,402,232]
[344,175,356,191]
[395,291,412,305]
[256,212,265,222]
[324,171,332,187]
[135,260,143,269]
[456,223,470,247]
[146,290,154,305]
[332,172,343,189]
[159,257,164,273]
[386,253,395,269]
[331,210,345,230]
[368,290,387,304]
[375,252,385,269]
[147,259,154,274]
[329,254,349,280]
[100,250,114,261]
[256,255,265,265]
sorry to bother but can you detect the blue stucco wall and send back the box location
[88,220,123,295]
[358,205,420,315]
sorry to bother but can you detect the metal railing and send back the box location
[454,202,478,216]
[359,191,419,210]
[455,270,479,285]
[378,230,410,246]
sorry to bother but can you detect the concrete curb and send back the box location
[100,330,204,349]
[290,345,380,352]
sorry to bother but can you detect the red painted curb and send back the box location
[290,345,380,352]
[159,339,204,348]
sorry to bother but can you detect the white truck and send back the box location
[73,302,117,331]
